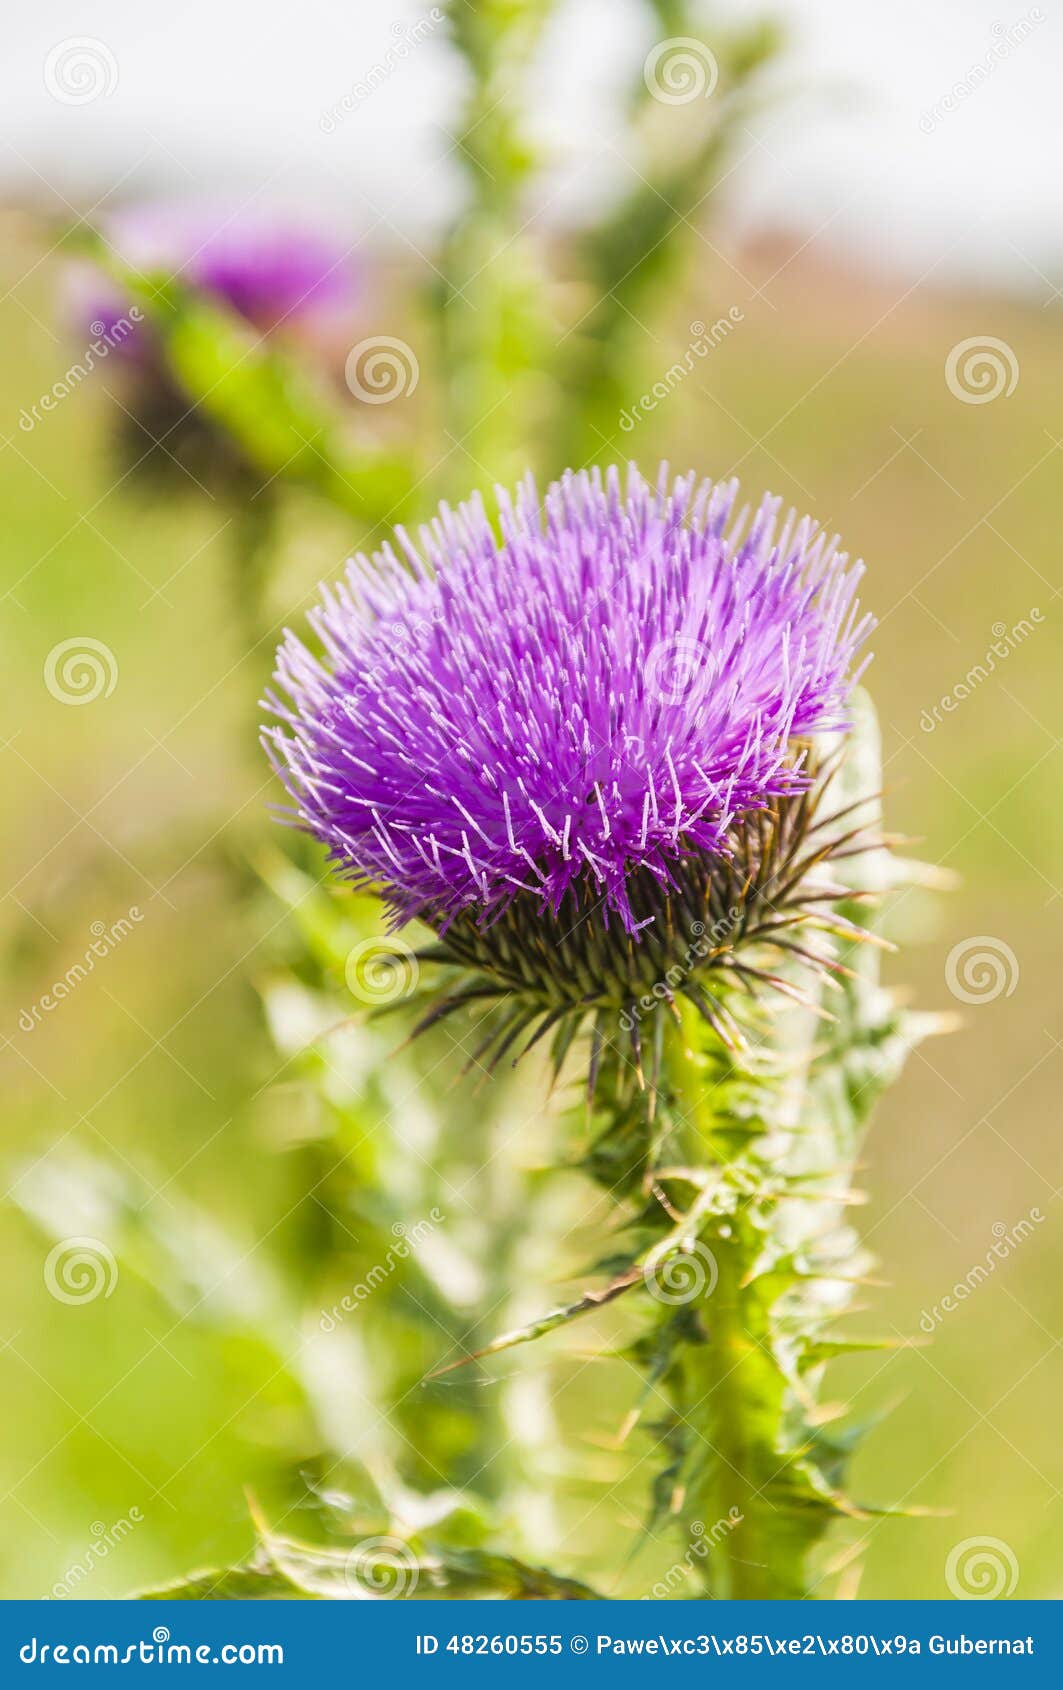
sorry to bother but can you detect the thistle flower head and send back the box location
[172,211,355,332]
[68,204,358,495]
[265,465,871,951]
[73,202,357,340]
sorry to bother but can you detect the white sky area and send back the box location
[2,0,1060,294]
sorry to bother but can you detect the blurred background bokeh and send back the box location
[1,0,1060,1600]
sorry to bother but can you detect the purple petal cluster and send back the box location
[71,202,357,346]
[264,466,871,935]
[181,215,355,331]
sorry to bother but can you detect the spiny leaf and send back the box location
[428,1265,645,1376]
[800,1335,928,1370]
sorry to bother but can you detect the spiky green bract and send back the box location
[407,738,881,1099]
[438,694,931,1599]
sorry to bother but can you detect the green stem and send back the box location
[660,1007,818,1599]
[432,0,559,490]
[692,1238,771,1598]
[230,489,277,655]
[572,697,930,1599]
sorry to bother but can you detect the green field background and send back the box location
[1,214,1059,1600]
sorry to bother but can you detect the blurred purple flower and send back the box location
[264,465,872,936]
[69,202,358,346]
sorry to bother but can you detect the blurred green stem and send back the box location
[434,1,559,489]
[229,487,278,658]
[552,14,779,471]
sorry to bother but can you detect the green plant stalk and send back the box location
[228,486,280,670]
[552,15,780,472]
[653,1012,836,1598]
[571,695,932,1598]
[433,0,559,489]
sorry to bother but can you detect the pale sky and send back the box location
[3,0,1060,293]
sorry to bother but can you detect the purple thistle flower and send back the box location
[179,214,355,332]
[70,202,357,347]
[66,203,359,497]
[264,465,871,939]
